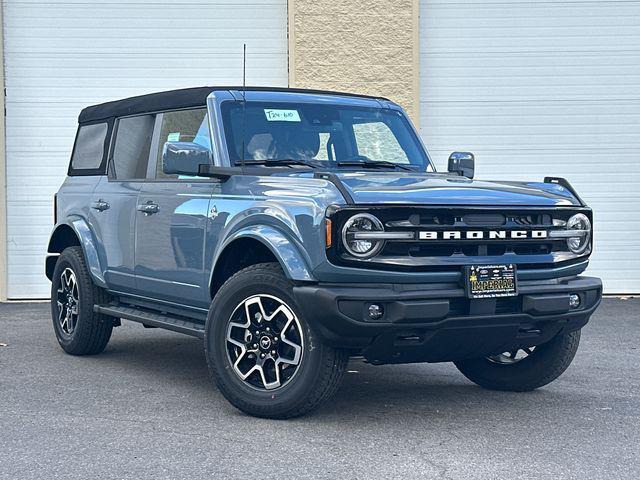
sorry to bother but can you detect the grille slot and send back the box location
[463,213,505,226]
[385,213,455,228]
[387,242,554,258]
[448,297,521,316]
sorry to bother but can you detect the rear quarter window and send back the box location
[69,122,109,174]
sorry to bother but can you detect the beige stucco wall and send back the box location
[288,0,420,124]
[0,2,6,301]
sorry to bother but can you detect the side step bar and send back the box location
[95,304,205,339]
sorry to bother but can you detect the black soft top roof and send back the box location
[78,86,389,124]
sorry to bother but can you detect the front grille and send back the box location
[328,206,592,272]
[382,211,559,258]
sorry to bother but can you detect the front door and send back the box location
[134,108,214,308]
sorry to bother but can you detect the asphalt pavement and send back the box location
[1,298,638,479]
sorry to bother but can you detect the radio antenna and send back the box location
[240,43,247,172]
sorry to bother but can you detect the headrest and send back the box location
[285,130,320,159]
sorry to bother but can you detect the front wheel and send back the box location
[205,263,347,419]
[454,329,581,392]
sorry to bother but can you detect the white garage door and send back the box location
[3,0,288,298]
[419,0,640,293]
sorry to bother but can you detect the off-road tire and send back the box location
[454,329,581,391]
[50,246,113,355]
[205,262,348,419]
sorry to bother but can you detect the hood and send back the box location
[330,171,580,206]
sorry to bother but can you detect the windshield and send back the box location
[220,101,433,171]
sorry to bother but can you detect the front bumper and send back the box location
[293,276,602,365]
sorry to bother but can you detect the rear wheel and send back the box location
[50,246,113,355]
[205,263,347,419]
[454,329,581,391]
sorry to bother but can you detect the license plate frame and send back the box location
[465,264,517,299]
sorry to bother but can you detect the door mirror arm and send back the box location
[197,164,243,181]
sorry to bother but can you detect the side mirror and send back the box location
[448,152,475,179]
[162,141,212,176]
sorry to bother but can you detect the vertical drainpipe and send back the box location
[287,0,296,88]
[412,0,420,130]
[0,2,7,302]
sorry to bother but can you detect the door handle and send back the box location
[91,200,110,211]
[137,201,160,215]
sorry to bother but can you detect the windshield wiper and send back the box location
[336,160,414,172]
[241,159,318,169]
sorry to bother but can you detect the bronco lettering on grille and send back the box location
[418,230,548,240]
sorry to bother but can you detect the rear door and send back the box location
[89,114,155,292]
[134,108,214,309]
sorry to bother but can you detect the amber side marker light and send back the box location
[325,218,332,248]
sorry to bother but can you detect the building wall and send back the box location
[2,0,288,299]
[288,0,420,124]
[418,0,640,293]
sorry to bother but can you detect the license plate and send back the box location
[465,264,517,299]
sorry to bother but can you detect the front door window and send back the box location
[155,108,210,179]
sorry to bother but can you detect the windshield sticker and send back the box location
[264,109,301,122]
[167,132,181,142]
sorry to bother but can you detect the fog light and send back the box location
[368,304,384,320]
[569,294,581,309]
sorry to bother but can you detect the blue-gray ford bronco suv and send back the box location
[47,87,602,418]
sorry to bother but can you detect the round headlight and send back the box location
[566,213,591,254]
[342,213,385,258]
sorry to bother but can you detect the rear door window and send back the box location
[111,115,155,180]
[70,122,109,172]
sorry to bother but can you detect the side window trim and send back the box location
[106,117,118,180]
[205,100,222,167]
[206,94,227,167]
[146,113,164,180]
